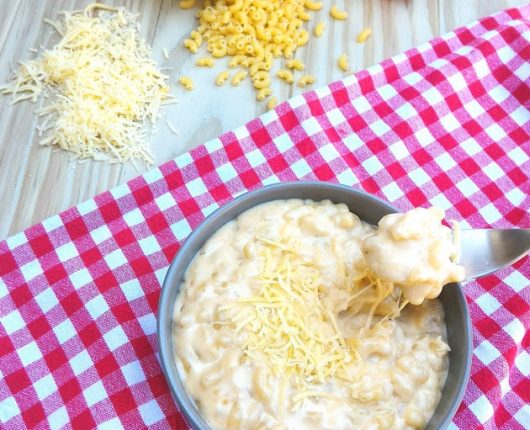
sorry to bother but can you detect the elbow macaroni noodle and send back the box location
[286,58,305,70]
[305,1,323,11]
[215,70,230,86]
[338,53,349,71]
[179,0,196,9]
[267,96,277,110]
[330,5,348,20]
[357,27,373,43]
[173,200,458,430]
[195,57,215,67]
[276,69,295,84]
[297,74,316,87]
[314,21,325,37]
[252,71,270,89]
[179,76,194,90]
[190,30,203,46]
[231,70,248,86]
[256,87,272,100]
[183,38,198,53]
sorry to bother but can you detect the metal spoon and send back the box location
[459,228,530,281]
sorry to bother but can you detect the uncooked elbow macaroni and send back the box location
[231,70,248,86]
[179,76,194,91]
[173,200,456,430]
[314,21,326,37]
[215,71,230,86]
[195,57,215,67]
[267,96,278,110]
[362,207,465,305]
[256,87,272,101]
[276,69,295,84]
[179,0,324,102]
[357,27,373,43]
[179,0,195,9]
[330,5,348,20]
[297,74,315,87]
[286,59,305,71]
[338,53,349,71]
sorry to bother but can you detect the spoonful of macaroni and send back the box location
[361,207,465,305]
[361,207,529,305]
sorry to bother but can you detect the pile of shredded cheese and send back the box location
[0,3,171,164]
[222,237,406,390]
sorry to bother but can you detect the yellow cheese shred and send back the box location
[221,238,358,386]
[0,3,171,164]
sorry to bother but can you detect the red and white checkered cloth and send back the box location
[1,5,529,429]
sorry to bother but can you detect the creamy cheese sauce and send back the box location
[173,200,453,430]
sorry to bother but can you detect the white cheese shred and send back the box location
[0,3,171,164]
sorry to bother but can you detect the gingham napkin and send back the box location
[1,6,529,430]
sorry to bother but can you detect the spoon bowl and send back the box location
[459,228,530,281]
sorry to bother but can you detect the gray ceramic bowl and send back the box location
[158,181,472,430]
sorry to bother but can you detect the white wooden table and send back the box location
[0,0,526,239]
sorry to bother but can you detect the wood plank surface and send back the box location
[0,0,526,239]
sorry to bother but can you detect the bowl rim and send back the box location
[157,181,473,430]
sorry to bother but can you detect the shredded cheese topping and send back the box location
[221,237,406,389]
[0,3,171,164]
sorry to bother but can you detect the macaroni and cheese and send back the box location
[362,207,465,305]
[173,200,459,430]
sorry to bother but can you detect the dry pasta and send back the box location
[231,70,248,86]
[195,57,215,67]
[179,0,195,9]
[330,5,348,20]
[357,27,373,43]
[297,74,316,87]
[276,69,294,84]
[228,55,250,68]
[215,70,230,86]
[252,71,269,82]
[180,0,322,101]
[184,38,198,53]
[286,59,305,71]
[338,53,349,71]
[314,21,325,37]
[267,96,278,110]
[254,78,270,89]
[296,29,309,46]
[179,76,194,90]
[190,30,203,47]
[256,87,272,100]
[305,1,323,11]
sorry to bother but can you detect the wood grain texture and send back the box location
[0,0,527,239]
